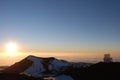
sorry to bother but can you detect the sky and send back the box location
[0,0,120,64]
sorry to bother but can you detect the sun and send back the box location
[5,42,18,56]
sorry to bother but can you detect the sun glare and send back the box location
[5,42,18,56]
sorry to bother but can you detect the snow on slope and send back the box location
[22,55,71,77]
[22,56,45,77]
[50,59,70,71]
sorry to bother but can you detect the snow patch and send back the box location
[51,59,70,71]
[23,56,45,77]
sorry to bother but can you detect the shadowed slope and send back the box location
[3,58,33,73]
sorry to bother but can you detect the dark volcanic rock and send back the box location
[64,62,120,80]
[0,73,42,80]
[3,58,33,73]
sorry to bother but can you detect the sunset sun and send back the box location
[5,42,18,56]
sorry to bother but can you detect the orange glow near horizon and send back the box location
[0,50,120,66]
[0,42,119,66]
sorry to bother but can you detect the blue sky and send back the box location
[0,0,120,53]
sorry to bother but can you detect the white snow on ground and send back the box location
[23,56,45,77]
[50,59,70,71]
[21,56,83,78]
[55,75,74,80]
[23,56,71,77]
